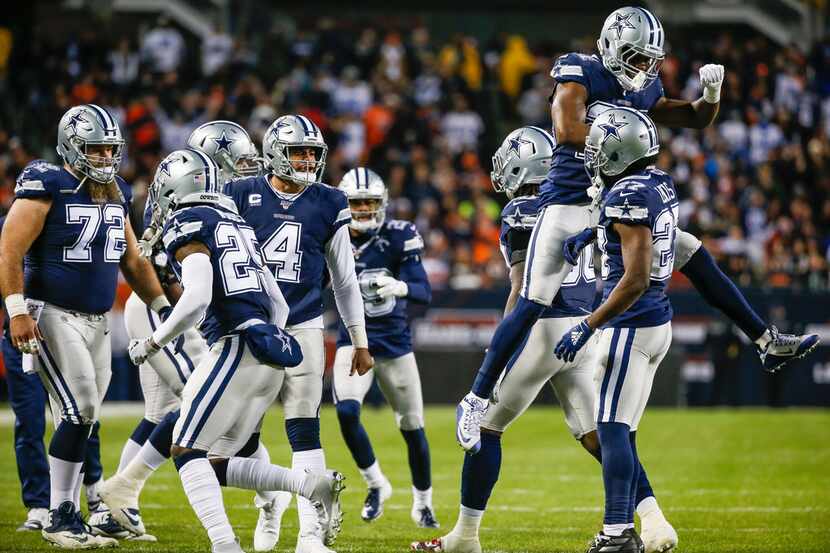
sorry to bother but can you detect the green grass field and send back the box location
[0,406,828,552]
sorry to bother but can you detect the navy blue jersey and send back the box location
[499,195,595,317]
[15,160,132,314]
[540,53,665,206]
[335,220,431,358]
[162,203,272,345]
[226,177,351,326]
[597,168,679,328]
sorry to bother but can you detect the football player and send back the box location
[225,114,372,553]
[553,107,678,553]
[0,104,170,549]
[457,4,818,461]
[412,126,673,553]
[100,119,267,541]
[127,149,346,553]
[334,168,437,527]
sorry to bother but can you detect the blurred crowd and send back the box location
[1,15,830,292]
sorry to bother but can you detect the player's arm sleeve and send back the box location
[150,252,212,347]
[398,225,431,304]
[325,223,367,348]
[505,227,531,266]
[260,262,290,329]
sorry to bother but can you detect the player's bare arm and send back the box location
[0,198,51,351]
[551,81,590,147]
[120,218,167,310]
[649,64,724,129]
[585,223,652,330]
[504,262,524,315]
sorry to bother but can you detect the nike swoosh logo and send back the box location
[123,510,140,526]
[619,191,637,196]
[66,535,89,543]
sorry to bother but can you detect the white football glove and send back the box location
[373,275,408,299]
[699,64,724,104]
[128,337,161,366]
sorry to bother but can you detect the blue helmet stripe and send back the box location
[630,109,659,150]
[295,115,310,134]
[362,167,369,189]
[637,8,662,49]
[86,104,116,135]
[189,148,217,192]
[528,126,555,150]
[302,115,319,136]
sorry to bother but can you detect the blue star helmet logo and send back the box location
[65,112,87,133]
[212,131,235,154]
[158,154,185,177]
[608,12,637,39]
[507,133,534,158]
[598,114,628,143]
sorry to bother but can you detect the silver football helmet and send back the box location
[56,104,125,184]
[262,115,328,186]
[339,167,388,232]
[597,6,665,92]
[491,126,555,199]
[584,107,659,188]
[139,148,224,255]
[186,120,262,183]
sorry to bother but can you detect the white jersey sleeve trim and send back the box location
[325,223,366,334]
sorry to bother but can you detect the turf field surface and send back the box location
[0,406,827,553]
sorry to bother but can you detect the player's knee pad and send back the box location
[285,417,321,452]
[335,400,361,427]
[49,420,92,461]
[396,412,424,431]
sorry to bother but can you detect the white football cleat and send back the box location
[212,537,244,553]
[254,491,292,551]
[410,533,482,553]
[411,505,440,528]
[456,392,489,453]
[295,536,335,553]
[307,470,346,546]
[99,475,144,536]
[361,479,393,522]
[18,507,50,531]
[640,511,678,553]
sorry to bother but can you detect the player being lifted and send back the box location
[335,168,438,527]
[100,120,266,539]
[412,126,674,553]
[0,104,169,549]
[127,149,346,553]
[457,5,819,455]
[226,115,372,553]
[554,107,679,553]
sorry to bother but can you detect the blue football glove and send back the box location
[563,227,597,266]
[554,320,594,362]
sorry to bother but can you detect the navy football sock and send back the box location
[129,418,158,446]
[472,297,545,398]
[84,421,103,484]
[335,400,376,469]
[598,422,634,525]
[401,428,431,490]
[148,410,179,458]
[460,432,501,511]
[235,432,260,458]
[285,417,321,452]
[633,432,655,508]
[50,420,91,463]
[628,431,642,523]
[681,246,766,340]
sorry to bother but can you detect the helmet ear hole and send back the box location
[605,38,610,48]
[511,167,521,175]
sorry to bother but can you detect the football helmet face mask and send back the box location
[56,104,125,184]
[339,167,388,232]
[491,126,555,199]
[584,107,660,187]
[262,115,328,186]
[139,148,224,255]
[597,7,665,92]
[186,120,262,184]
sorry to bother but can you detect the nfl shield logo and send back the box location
[280,200,292,210]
